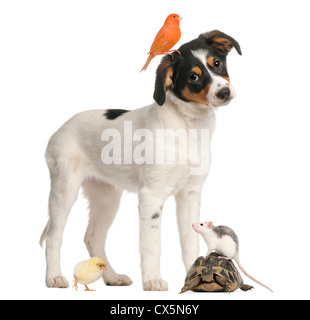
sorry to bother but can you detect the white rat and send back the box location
[192,221,273,292]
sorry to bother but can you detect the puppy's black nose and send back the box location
[216,87,231,100]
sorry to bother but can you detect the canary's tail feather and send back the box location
[140,54,154,72]
[39,222,49,247]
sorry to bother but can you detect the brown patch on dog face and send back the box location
[164,67,174,91]
[181,83,210,105]
[223,76,230,83]
[191,66,202,76]
[207,56,214,68]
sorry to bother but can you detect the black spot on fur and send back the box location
[104,109,129,120]
[152,213,160,219]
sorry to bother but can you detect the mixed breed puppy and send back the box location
[40,30,249,291]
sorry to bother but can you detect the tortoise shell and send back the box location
[180,252,253,293]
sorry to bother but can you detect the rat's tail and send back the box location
[236,260,273,293]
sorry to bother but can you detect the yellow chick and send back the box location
[72,257,106,291]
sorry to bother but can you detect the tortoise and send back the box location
[180,252,253,293]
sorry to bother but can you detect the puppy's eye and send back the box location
[213,59,223,70]
[188,73,200,84]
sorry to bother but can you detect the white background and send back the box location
[0,0,309,300]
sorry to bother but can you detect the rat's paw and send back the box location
[46,275,69,288]
[143,279,168,291]
[104,273,133,286]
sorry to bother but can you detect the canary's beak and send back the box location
[178,17,183,21]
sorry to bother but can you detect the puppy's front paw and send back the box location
[46,275,69,288]
[143,279,168,291]
[104,273,133,286]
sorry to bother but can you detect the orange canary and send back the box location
[141,13,182,71]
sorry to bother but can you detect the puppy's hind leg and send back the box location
[83,178,132,286]
[43,158,84,288]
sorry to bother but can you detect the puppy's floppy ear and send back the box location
[200,30,242,55]
[153,55,176,106]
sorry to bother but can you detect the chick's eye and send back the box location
[188,73,200,83]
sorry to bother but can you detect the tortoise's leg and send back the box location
[240,284,254,291]
[180,276,201,294]
[214,275,233,293]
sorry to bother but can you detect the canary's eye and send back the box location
[188,73,200,84]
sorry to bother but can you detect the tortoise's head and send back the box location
[192,221,213,234]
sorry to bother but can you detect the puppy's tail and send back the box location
[39,222,49,248]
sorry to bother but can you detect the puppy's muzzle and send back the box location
[216,87,231,101]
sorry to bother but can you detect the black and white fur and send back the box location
[40,30,241,291]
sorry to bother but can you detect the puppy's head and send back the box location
[153,30,241,108]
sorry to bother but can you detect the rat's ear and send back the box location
[207,222,213,229]
[153,54,180,106]
[200,30,242,56]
